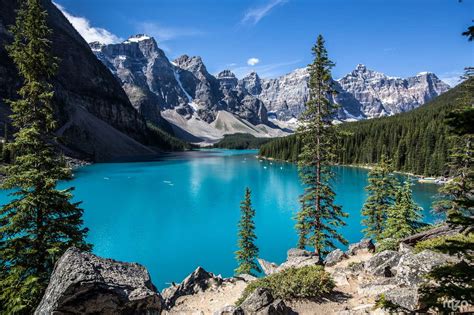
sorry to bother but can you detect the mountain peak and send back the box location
[217,70,236,79]
[355,63,367,71]
[416,71,434,76]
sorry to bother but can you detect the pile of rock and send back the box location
[35,235,463,314]
[323,241,460,312]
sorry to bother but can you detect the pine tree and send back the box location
[235,187,261,276]
[2,122,10,163]
[382,181,423,240]
[0,1,91,312]
[361,155,397,241]
[420,71,473,311]
[295,35,348,259]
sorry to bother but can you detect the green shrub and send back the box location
[237,265,334,305]
[414,233,474,255]
[376,238,399,252]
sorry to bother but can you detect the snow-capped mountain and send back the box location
[90,35,280,142]
[90,34,450,142]
[254,64,450,121]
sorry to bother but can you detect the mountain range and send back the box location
[0,0,452,161]
[91,35,450,142]
[0,0,165,161]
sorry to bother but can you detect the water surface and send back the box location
[0,149,440,288]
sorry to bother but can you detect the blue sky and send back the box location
[54,0,473,85]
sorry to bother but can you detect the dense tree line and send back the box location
[213,133,273,150]
[259,80,472,176]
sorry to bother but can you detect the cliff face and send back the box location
[337,64,451,118]
[0,0,155,161]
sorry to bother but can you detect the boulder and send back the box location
[346,239,375,256]
[383,287,420,312]
[357,278,397,297]
[213,305,244,315]
[325,249,348,267]
[258,258,280,275]
[236,288,292,315]
[277,248,319,271]
[394,250,458,287]
[35,248,162,315]
[364,250,401,277]
[162,266,223,308]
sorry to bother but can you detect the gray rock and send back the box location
[398,241,413,253]
[239,288,274,313]
[346,239,376,256]
[258,258,279,275]
[277,248,320,271]
[214,305,239,315]
[358,278,397,297]
[162,266,223,308]
[364,250,401,277]
[383,287,420,312]
[394,250,458,287]
[325,249,348,267]
[236,288,292,315]
[35,247,162,315]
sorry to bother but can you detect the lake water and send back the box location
[0,149,441,289]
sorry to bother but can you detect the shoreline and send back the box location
[257,155,449,185]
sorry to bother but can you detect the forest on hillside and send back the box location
[259,79,472,176]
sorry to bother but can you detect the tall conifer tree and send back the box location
[382,181,423,240]
[420,45,473,309]
[235,187,260,276]
[361,155,397,241]
[0,1,90,312]
[295,35,348,259]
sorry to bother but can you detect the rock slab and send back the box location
[35,247,162,315]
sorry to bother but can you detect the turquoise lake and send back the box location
[0,149,441,289]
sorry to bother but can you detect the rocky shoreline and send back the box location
[34,231,469,314]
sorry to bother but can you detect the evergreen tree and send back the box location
[382,181,423,240]
[361,155,397,241]
[2,122,10,163]
[420,65,473,311]
[235,187,260,276]
[295,35,348,259]
[0,1,91,312]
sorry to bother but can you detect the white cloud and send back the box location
[137,22,204,42]
[241,0,288,25]
[54,2,121,44]
[247,58,260,66]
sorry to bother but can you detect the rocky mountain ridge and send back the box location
[91,36,279,143]
[91,35,449,142]
[255,64,450,121]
